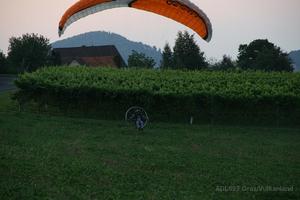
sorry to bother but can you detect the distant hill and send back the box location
[52,31,162,66]
[289,50,300,72]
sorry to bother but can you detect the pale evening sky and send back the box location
[0,0,300,60]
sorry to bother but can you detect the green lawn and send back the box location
[0,92,299,199]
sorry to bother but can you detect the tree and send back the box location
[173,31,207,70]
[7,33,51,72]
[212,55,235,71]
[0,51,7,73]
[128,50,156,68]
[160,43,173,69]
[237,39,293,72]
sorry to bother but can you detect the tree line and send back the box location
[158,31,293,72]
[0,32,294,73]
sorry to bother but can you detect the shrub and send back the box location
[15,66,300,125]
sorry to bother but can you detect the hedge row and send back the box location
[14,66,300,125]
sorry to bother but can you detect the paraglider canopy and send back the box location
[58,0,212,42]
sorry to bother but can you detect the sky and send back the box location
[1,0,300,60]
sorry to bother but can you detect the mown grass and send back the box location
[0,91,299,199]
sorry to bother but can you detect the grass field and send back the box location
[0,91,299,199]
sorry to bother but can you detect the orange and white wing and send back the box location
[58,0,212,42]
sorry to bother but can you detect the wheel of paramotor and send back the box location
[125,106,149,129]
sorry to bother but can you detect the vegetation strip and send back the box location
[14,67,300,124]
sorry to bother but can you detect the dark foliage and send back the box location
[160,43,174,69]
[173,31,207,70]
[211,55,236,71]
[128,50,156,68]
[237,39,293,72]
[7,33,51,72]
[0,51,7,73]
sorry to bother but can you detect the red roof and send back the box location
[53,45,126,68]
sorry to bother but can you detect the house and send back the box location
[53,45,126,68]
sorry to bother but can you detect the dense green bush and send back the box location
[15,66,300,125]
